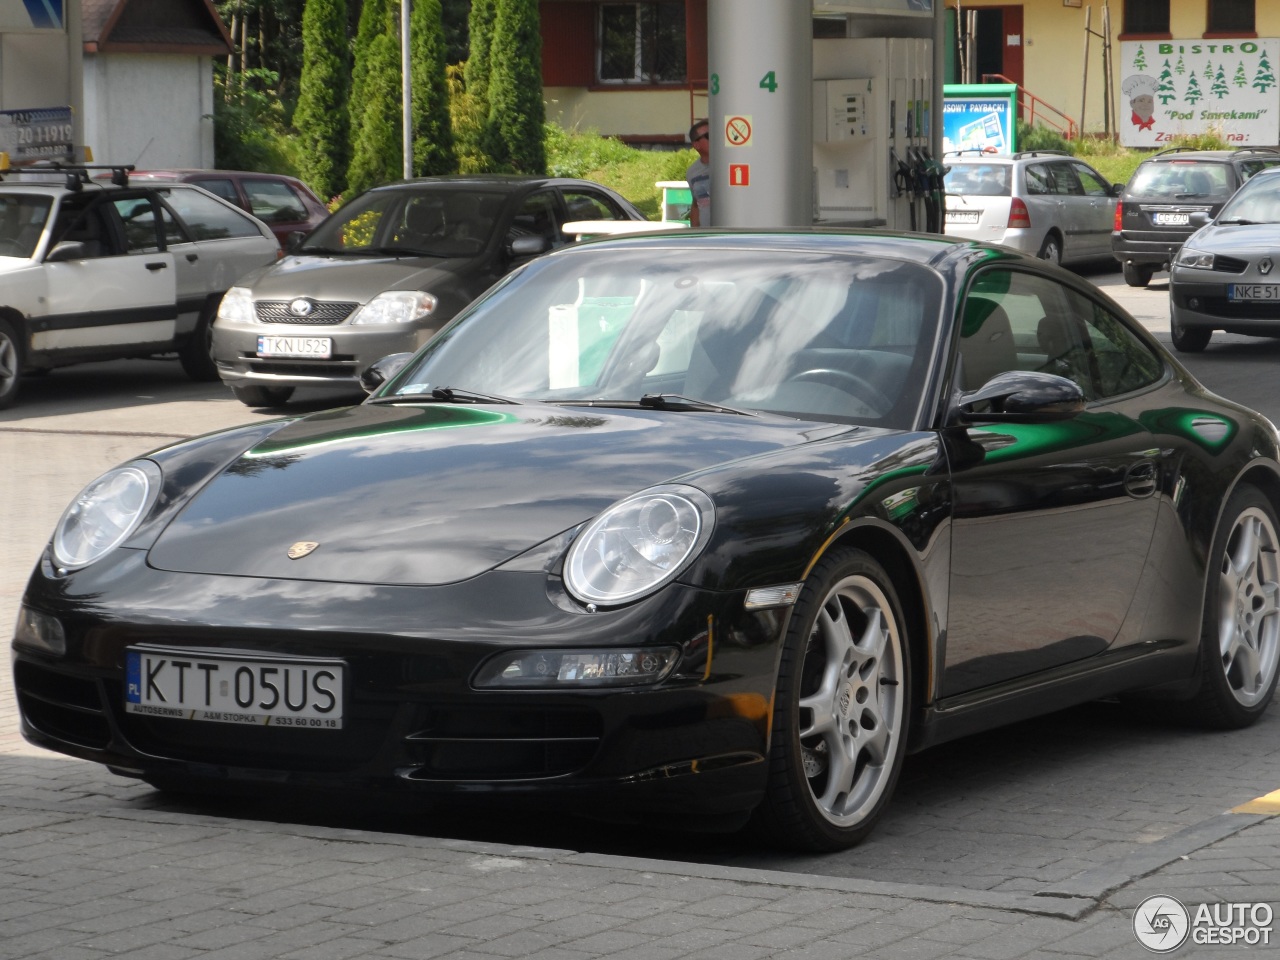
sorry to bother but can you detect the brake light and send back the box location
[1007,197,1031,229]
[1114,202,1123,230]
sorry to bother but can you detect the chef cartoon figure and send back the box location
[1123,74,1158,131]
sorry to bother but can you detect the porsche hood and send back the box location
[146,403,843,585]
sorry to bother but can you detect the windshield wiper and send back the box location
[296,245,346,255]
[365,246,444,258]
[1218,217,1261,225]
[368,386,518,405]
[638,393,756,415]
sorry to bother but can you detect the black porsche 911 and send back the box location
[13,230,1280,852]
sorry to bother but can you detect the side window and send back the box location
[242,179,308,224]
[959,268,1162,400]
[509,192,561,245]
[52,201,116,258]
[1024,164,1051,196]
[561,189,624,223]
[1049,163,1082,196]
[190,178,240,206]
[1072,163,1110,197]
[111,197,161,253]
[159,188,261,241]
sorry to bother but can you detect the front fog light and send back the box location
[473,647,680,688]
[14,605,66,656]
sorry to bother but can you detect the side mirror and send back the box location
[508,235,550,259]
[954,370,1085,424]
[286,231,306,253]
[45,241,89,263]
[358,352,415,395]
[1189,211,1212,228]
[1110,182,1126,197]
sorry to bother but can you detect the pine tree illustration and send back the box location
[1255,51,1276,93]
[1133,45,1147,71]
[1157,61,1177,105]
[1212,65,1229,98]
[1175,55,1185,75]
[1203,61,1214,80]
[1186,74,1204,105]
[1234,62,1248,87]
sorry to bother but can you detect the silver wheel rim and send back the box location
[0,330,16,396]
[1218,506,1280,707]
[797,574,904,827]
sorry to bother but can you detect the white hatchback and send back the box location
[944,150,1121,266]
[0,164,279,409]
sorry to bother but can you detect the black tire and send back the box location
[753,548,911,852]
[0,315,23,410]
[178,299,220,382]
[1037,233,1063,265]
[232,384,295,407]
[1122,261,1156,287]
[1182,486,1280,729]
[1170,312,1212,353]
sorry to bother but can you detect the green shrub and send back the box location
[1016,122,1073,155]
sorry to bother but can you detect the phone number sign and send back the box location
[0,107,74,162]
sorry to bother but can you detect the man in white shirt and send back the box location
[685,119,711,227]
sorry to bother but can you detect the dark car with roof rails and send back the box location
[212,175,646,407]
[1112,146,1280,286]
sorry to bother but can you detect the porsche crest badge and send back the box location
[287,541,320,559]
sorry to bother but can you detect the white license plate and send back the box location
[257,335,332,358]
[1229,284,1280,301]
[1153,212,1190,226]
[125,647,344,729]
[947,211,980,224]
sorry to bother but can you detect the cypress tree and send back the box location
[347,29,403,195]
[293,0,349,202]
[411,0,457,175]
[465,0,495,110]
[485,0,545,174]
[348,0,395,191]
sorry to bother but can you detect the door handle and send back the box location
[1123,459,1158,499]
[186,253,199,263]
[145,261,168,271]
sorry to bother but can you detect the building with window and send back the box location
[540,1,1280,144]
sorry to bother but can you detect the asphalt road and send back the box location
[2,264,1279,897]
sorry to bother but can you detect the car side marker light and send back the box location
[744,583,804,610]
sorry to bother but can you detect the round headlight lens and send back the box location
[216,286,255,323]
[51,461,161,570]
[564,485,714,606]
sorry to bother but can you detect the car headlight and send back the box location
[51,460,162,570]
[1177,247,1215,269]
[216,286,255,323]
[350,291,438,325]
[564,485,715,606]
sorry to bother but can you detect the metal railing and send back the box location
[982,74,1080,141]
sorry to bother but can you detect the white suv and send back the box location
[0,164,279,409]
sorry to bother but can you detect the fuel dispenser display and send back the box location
[813,37,936,232]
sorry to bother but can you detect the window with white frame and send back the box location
[598,2,687,84]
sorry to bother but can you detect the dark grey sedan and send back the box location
[1169,167,1280,352]
[212,175,646,406]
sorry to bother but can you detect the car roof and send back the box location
[369,175,620,193]
[1140,148,1280,163]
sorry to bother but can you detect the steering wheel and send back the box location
[788,368,894,414]
[0,238,27,257]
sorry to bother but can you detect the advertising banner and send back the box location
[942,84,1017,155]
[1119,39,1279,147]
[0,107,74,163]
[0,0,64,31]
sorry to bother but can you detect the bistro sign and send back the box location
[1119,39,1279,147]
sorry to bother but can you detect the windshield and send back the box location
[383,246,944,428]
[0,194,51,258]
[1127,160,1232,200]
[1217,174,1280,223]
[301,187,505,258]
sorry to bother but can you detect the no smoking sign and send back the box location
[724,116,752,147]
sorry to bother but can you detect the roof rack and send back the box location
[0,158,134,190]
[1230,146,1280,156]
[1151,146,1212,157]
[1012,149,1070,159]
[943,147,1002,157]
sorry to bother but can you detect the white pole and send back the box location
[402,0,413,179]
